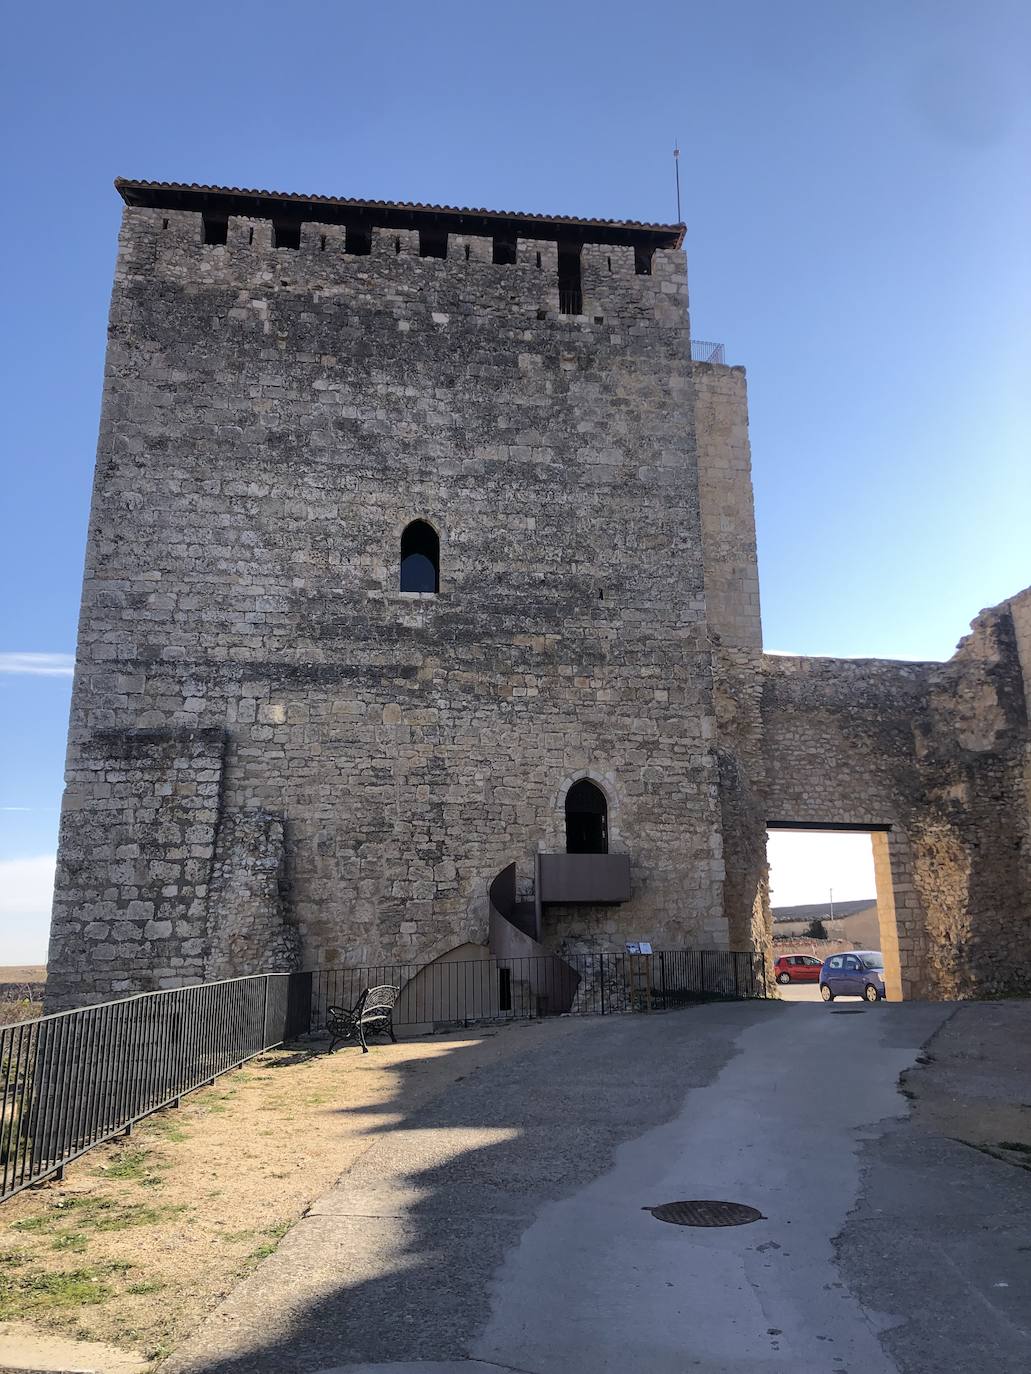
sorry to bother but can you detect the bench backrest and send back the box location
[362,984,400,1019]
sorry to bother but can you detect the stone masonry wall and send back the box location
[47,728,225,1007]
[694,364,770,971]
[47,199,729,1006]
[761,596,1031,1000]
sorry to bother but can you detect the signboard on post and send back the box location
[624,942,654,1011]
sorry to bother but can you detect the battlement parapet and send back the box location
[114,179,688,328]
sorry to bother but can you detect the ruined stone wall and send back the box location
[761,597,1031,999]
[48,200,729,1006]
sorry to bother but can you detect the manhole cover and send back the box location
[644,1200,764,1227]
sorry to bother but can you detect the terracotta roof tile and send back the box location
[115,178,685,249]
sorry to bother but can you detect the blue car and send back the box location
[819,951,885,1003]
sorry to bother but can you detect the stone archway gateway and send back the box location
[766,823,905,1002]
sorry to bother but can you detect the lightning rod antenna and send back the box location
[673,140,682,223]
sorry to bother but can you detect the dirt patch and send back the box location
[902,999,1031,1164]
[0,1021,550,1365]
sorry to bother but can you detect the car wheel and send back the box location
[820,984,833,1002]
[863,983,880,1003]
[777,971,791,984]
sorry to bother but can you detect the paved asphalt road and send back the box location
[165,1001,1031,1374]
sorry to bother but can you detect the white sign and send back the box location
[625,942,653,955]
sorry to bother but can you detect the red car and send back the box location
[773,954,823,984]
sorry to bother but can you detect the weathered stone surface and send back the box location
[205,810,299,979]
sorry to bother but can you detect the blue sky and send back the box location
[2,1,1028,962]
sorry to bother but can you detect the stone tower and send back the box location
[46,179,764,1009]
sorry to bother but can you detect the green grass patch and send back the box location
[0,1265,116,1319]
[13,1196,187,1235]
[149,1115,190,1144]
[246,1221,291,1263]
[50,1232,89,1253]
[100,1146,165,1183]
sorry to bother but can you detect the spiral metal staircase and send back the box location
[487,862,581,1015]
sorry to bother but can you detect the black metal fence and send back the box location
[308,949,763,1036]
[0,973,307,1204]
[1,950,761,1205]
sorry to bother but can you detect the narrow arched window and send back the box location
[400,520,439,593]
[565,779,608,854]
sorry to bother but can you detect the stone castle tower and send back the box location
[46,178,1031,1009]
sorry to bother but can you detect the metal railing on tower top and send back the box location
[690,339,726,364]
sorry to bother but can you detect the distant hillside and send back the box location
[0,964,47,983]
[771,899,875,924]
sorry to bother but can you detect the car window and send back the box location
[860,954,884,970]
[827,956,844,969]
[804,957,821,966]
[844,956,861,971]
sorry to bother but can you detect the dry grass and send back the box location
[0,1023,540,1365]
[0,967,45,1027]
[0,1000,42,1027]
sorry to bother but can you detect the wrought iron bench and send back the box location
[327,985,400,1053]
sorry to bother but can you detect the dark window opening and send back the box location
[395,235,402,255]
[498,967,512,1012]
[345,224,372,256]
[607,255,612,272]
[161,218,169,230]
[558,242,583,315]
[248,226,254,245]
[400,519,440,593]
[203,215,228,246]
[464,243,471,261]
[634,246,654,276]
[419,227,448,259]
[565,779,608,854]
[493,235,517,265]
[319,234,327,252]
[274,222,301,250]
[536,308,547,320]
[536,251,542,270]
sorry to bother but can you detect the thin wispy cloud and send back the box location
[0,652,75,677]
